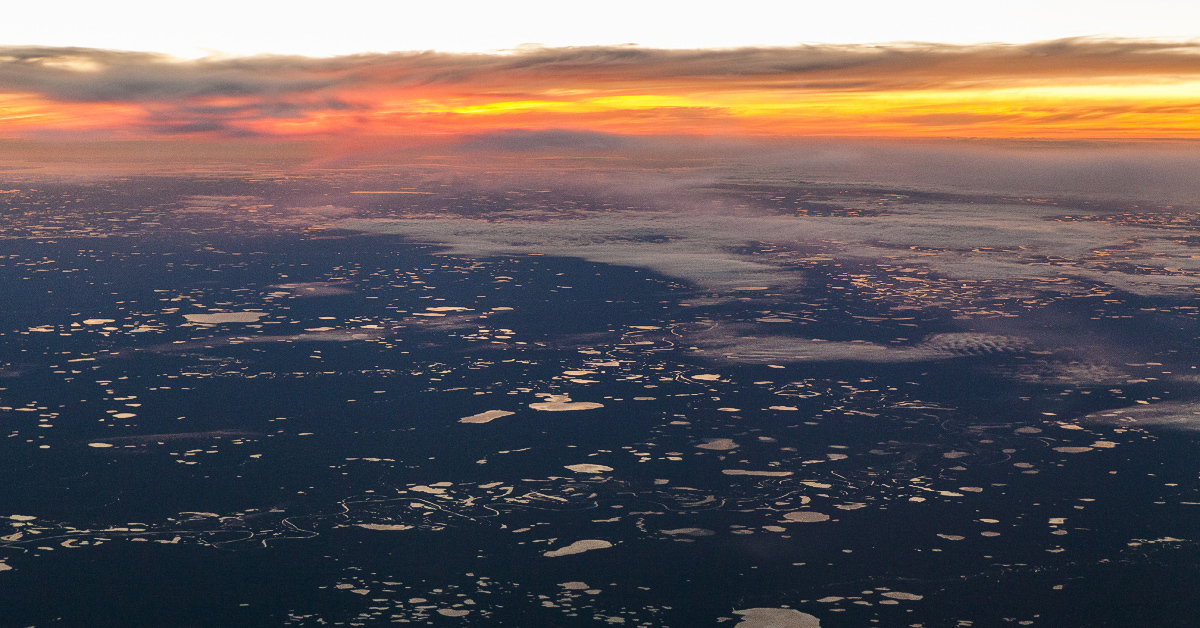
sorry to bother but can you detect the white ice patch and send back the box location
[543,539,613,557]
[529,395,604,412]
[881,591,923,600]
[459,410,515,424]
[565,464,613,473]
[697,438,738,450]
[1053,446,1094,453]
[733,607,821,628]
[87,442,114,448]
[356,524,415,531]
[783,511,831,523]
[722,469,793,477]
[183,312,265,324]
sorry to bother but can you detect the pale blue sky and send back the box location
[4,0,1197,58]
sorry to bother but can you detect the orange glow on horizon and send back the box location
[2,41,1199,143]
[5,79,1198,142]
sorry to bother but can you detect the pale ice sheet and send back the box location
[697,438,738,451]
[459,410,515,424]
[183,312,265,324]
[564,464,613,473]
[543,539,613,557]
[723,470,793,477]
[783,512,831,523]
[530,395,604,412]
[734,607,821,628]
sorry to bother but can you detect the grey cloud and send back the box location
[1083,401,1200,431]
[342,184,1200,297]
[339,212,800,291]
[2,38,1198,104]
[690,330,1030,364]
[0,47,342,102]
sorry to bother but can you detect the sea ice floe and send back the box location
[356,524,415,531]
[183,312,265,324]
[880,591,923,601]
[529,395,604,411]
[543,539,613,557]
[696,438,738,450]
[733,607,821,628]
[783,511,830,523]
[723,470,793,477]
[565,464,613,473]
[459,410,515,424]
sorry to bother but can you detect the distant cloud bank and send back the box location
[1,38,1198,140]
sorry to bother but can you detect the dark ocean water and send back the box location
[2,175,1199,627]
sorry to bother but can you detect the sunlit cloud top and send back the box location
[2,39,1199,142]
[3,3,1200,147]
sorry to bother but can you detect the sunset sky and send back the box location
[1,1,1198,152]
